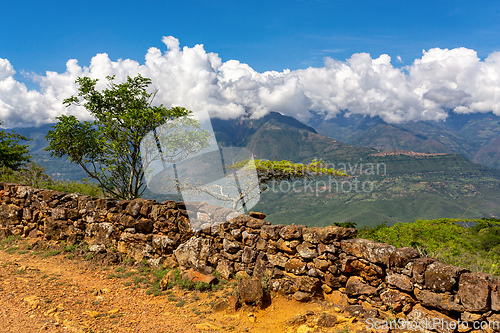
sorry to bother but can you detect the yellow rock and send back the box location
[102,288,112,293]
[297,324,313,333]
[84,310,100,317]
[45,307,58,316]
[336,316,355,324]
[361,301,374,311]
[194,323,219,330]
[108,308,120,314]
[321,284,333,293]
[235,271,250,279]
[23,295,40,309]
[324,290,349,308]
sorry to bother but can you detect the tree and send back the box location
[0,121,31,170]
[16,162,53,188]
[45,74,195,200]
[166,158,348,211]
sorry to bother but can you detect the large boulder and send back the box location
[413,288,464,312]
[341,238,395,266]
[0,204,21,225]
[151,234,176,255]
[174,237,214,273]
[412,257,435,284]
[491,278,500,311]
[345,276,377,296]
[387,271,414,291]
[424,262,468,293]
[380,288,414,312]
[238,278,264,304]
[389,247,420,267]
[279,224,303,240]
[86,222,115,245]
[285,258,308,275]
[43,217,69,240]
[296,242,317,260]
[292,275,321,294]
[407,304,457,333]
[216,259,234,280]
[458,272,492,312]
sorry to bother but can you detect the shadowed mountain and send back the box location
[212,112,374,163]
[473,137,500,170]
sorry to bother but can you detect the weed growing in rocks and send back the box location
[123,257,135,265]
[61,241,79,253]
[5,246,19,255]
[336,326,351,333]
[42,250,61,258]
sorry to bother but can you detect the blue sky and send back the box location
[1,0,500,127]
[2,0,500,75]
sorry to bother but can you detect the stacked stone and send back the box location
[2,182,500,332]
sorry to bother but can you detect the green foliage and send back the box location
[163,268,215,292]
[0,121,31,170]
[359,218,500,276]
[42,250,61,258]
[48,178,104,198]
[61,241,79,253]
[0,163,52,187]
[45,74,192,200]
[0,162,104,198]
[252,151,500,227]
[5,246,19,255]
[333,221,357,229]
[175,300,186,307]
[15,162,53,188]
[234,158,348,185]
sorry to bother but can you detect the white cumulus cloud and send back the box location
[1,36,500,128]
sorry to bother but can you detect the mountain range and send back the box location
[307,111,500,170]
[7,110,500,227]
[211,112,500,227]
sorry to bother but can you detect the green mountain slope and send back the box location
[253,153,500,227]
[8,111,500,227]
[212,113,500,227]
[307,111,500,170]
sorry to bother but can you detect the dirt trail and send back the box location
[0,238,369,333]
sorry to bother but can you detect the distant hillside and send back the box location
[9,111,500,227]
[307,111,500,170]
[12,124,88,181]
[473,137,500,170]
[212,112,374,163]
[211,112,500,227]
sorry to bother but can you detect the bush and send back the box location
[0,163,105,198]
[359,218,500,276]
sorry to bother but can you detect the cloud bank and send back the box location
[1,36,500,128]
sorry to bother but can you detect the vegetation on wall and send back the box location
[358,217,500,276]
[0,162,103,198]
[0,120,31,170]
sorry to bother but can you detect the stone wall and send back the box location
[1,182,499,332]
